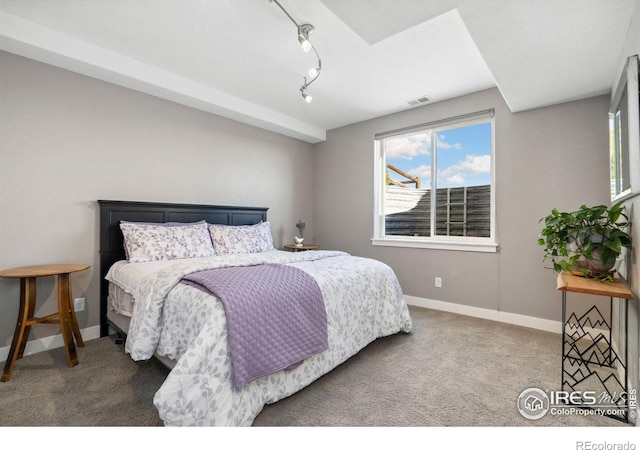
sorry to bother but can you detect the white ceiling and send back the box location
[0,0,636,143]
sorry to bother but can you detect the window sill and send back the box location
[371,237,498,253]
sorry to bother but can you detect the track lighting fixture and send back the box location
[269,0,322,103]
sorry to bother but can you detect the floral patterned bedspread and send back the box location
[117,250,413,426]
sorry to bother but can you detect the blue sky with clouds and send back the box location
[386,122,491,188]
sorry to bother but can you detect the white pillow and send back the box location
[120,220,216,263]
[208,222,275,255]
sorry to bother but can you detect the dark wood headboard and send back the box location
[98,200,268,337]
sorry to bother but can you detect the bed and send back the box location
[98,200,412,426]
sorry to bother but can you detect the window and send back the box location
[609,54,639,202]
[373,109,497,252]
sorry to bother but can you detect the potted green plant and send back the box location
[538,201,632,280]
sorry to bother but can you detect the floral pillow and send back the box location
[208,222,275,255]
[120,220,216,263]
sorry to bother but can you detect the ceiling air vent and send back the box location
[407,95,431,106]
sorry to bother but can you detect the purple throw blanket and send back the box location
[182,263,328,390]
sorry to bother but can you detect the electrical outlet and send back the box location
[435,277,442,288]
[74,297,85,312]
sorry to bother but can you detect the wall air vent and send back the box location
[407,95,431,106]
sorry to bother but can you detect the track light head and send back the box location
[298,24,314,52]
[301,84,313,103]
[298,35,312,52]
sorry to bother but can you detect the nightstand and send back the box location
[283,244,319,252]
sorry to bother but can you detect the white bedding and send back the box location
[106,249,412,426]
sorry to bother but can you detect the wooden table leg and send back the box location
[1,277,36,382]
[57,273,78,368]
[17,277,37,359]
[65,275,84,348]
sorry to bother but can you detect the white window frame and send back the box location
[372,109,497,253]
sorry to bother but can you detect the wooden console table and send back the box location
[0,264,90,382]
[556,272,635,422]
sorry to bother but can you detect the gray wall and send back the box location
[314,87,611,322]
[0,51,315,347]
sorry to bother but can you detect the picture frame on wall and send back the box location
[610,54,640,202]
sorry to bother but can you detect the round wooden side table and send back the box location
[283,244,320,252]
[0,263,90,382]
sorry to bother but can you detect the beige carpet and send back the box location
[0,306,631,427]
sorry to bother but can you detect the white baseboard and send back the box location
[0,325,101,363]
[405,295,562,334]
